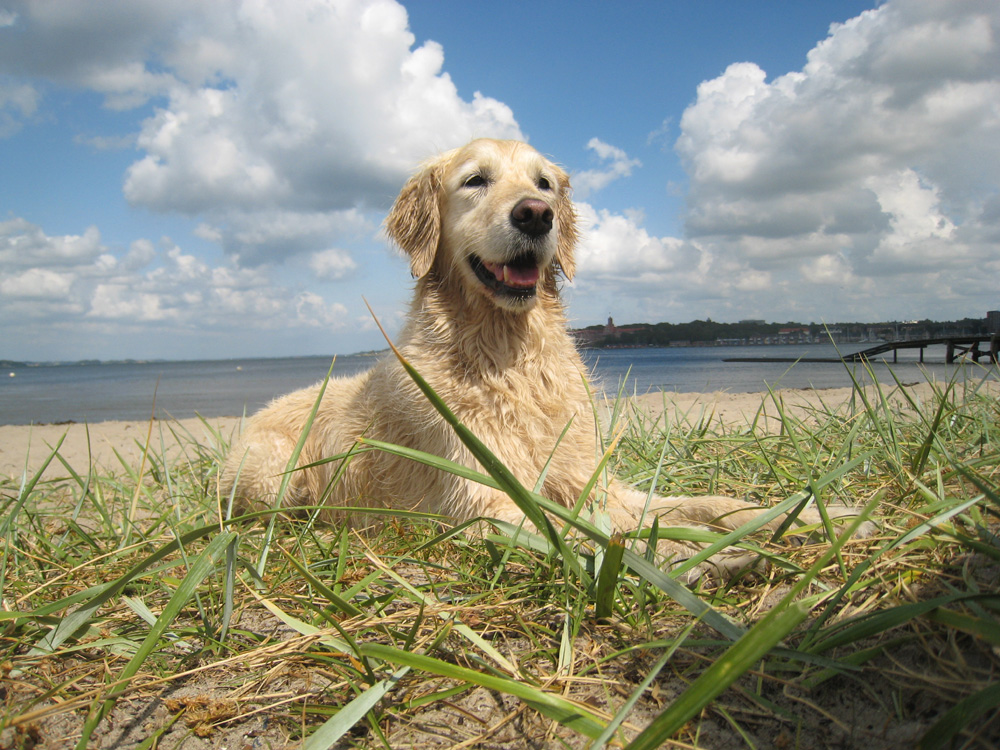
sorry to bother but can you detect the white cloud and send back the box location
[115,1,522,228]
[203,208,372,266]
[571,203,770,322]
[123,239,156,270]
[0,267,74,298]
[309,249,358,281]
[89,283,175,322]
[295,292,350,327]
[572,138,641,199]
[0,80,38,137]
[666,0,1000,321]
[0,0,523,265]
[0,218,104,267]
[800,253,855,286]
[0,216,357,344]
[576,203,692,278]
[867,169,952,239]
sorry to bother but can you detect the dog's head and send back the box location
[385,139,577,312]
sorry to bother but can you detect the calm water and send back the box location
[1,344,995,425]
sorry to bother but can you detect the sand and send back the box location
[2,380,993,482]
[0,416,243,483]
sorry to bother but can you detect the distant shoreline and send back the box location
[6,312,994,367]
[4,345,992,427]
[0,339,941,368]
[1,351,389,369]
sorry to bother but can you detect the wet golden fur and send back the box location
[222,139,867,579]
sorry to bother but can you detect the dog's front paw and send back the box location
[661,544,765,585]
[791,504,878,541]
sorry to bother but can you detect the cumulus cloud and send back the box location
[0,0,523,265]
[0,218,104,267]
[89,283,176,322]
[576,203,693,279]
[572,138,642,199]
[200,208,373,266]
[0,267,74,298]
[0,79,37,137]
[309,248,359,281]
[560,1,999,325]
[572,204,788,322]
[665,0,1000,321]
[295,292,350,328]
[0,216,355,349]
[3,0,999,352]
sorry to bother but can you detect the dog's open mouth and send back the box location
[470,254,540,300]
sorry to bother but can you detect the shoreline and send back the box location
[3,381,997,482]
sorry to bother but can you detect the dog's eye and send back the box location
[463,174,487,189]
[537,176,552,191]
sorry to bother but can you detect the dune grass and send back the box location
[1,366,998,749]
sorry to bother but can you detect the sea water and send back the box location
[1,344,993,425]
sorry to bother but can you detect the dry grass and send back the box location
[1,366,999,749]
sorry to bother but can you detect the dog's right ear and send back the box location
[385,162,443,278]
[553,167,578,281]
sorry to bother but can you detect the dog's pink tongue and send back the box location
[485,262,539,289]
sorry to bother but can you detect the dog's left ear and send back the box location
[554,169,577,281]
[385,160,443,278]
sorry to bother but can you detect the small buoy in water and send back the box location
[236,365,243,371]
[8,372,14,378]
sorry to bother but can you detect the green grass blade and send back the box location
[255,358,336,577]
[489,515,746,642]
[301,666,411,750]
[76,530,238,748]
[595,533,625,620]
[627,600,810,749]
[668,489,813,579]
[30,522,224,655]
[367,306,587,576]
[812,592,998,655]
[3,432,68,536]
[277,545,364,618]
[359,438,500,490]
[359,643,607,739]
[252,594,354,653]
[918,681,1000,750]
[360,547,520,674]
[592,620,699,749]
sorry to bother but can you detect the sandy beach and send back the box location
[1,416,243,483]
[2,380,995,483]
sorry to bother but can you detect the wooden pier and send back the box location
[724,334,1000,364]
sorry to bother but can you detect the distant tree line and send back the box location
[576,317,991,348]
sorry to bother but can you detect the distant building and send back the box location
[571,316,645,346]
[777,327,812,344]
[987,310,1000,333]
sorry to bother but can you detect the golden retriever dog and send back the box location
[222,139,868,579]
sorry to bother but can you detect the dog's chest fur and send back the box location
[344,281,595,514]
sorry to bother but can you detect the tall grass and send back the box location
[1,366,998,748]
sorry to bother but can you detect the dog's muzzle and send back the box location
[468,198,555,302]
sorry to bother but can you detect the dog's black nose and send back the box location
[510,199,554,238]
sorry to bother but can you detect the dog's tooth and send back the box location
[502,265,510,284]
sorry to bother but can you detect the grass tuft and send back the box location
[1,371,998,748]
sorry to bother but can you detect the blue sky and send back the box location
[1,0,998,361]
